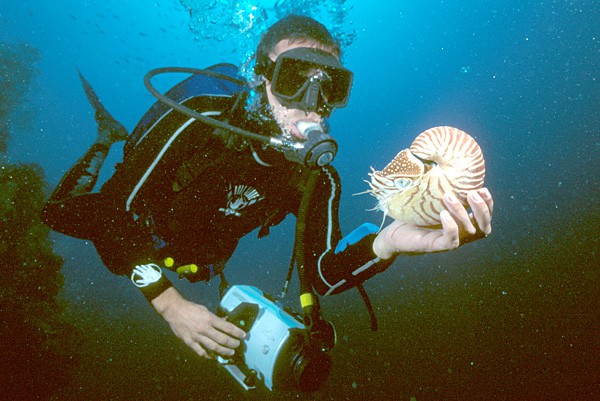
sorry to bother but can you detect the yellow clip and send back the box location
[176,264,198,275]
[164,257,175,268]
[300,293,314,308]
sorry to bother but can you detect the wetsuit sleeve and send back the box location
[86,207,174,301]
[42,190,173,300]
[305,166,395,296]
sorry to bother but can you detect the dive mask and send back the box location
[264,47,353,115]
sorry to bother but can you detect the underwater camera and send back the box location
[218,285,333,392]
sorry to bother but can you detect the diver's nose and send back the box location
[301,81,321,112]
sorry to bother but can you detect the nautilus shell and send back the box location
[366,126,485,226]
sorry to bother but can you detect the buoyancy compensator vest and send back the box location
[101,64,246,215]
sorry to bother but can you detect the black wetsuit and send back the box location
[42,72,393,301]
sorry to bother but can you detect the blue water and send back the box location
[2,1,599,400]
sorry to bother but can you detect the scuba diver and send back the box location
[42,15,493,390]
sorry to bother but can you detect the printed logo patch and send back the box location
[131,263,163,287]
[219,184,264,217]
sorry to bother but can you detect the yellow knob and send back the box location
[300,293,314,308]
[164,257,175,268]
[176,264,198,275]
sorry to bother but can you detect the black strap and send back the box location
[288,169,325,333]
[356,284,378,331]
[219,272,230,299]
[295,169,321,296]
[280,245,296,299]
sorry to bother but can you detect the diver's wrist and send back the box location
[151,286,182,316]
[130,263,173,301]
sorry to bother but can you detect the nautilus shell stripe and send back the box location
[365,126,485,226]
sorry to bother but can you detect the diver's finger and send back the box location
[196,334,236,358]
[443,192,476,235]
[478,187,494,215]
[211,326,242,350]
[187,339,211,359]
[213,317,247,340]
[468,191,492,236]
[439,210,460,250]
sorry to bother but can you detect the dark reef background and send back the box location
[0,43,82,400]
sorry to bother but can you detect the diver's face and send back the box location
[265,39,339,140]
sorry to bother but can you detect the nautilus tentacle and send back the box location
[366,126,486,226]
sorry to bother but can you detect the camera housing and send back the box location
[218,285,332,392]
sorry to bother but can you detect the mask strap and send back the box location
[261,58,276,81]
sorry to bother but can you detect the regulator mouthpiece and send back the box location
[296,121,319,135]
[283,122,337,167]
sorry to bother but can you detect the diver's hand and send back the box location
[151,287,246,359]
[373,188,493,259]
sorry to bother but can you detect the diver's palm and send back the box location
[375,189,493,258]
[379,219,459,254]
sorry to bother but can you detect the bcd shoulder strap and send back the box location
[171,91,248,193]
